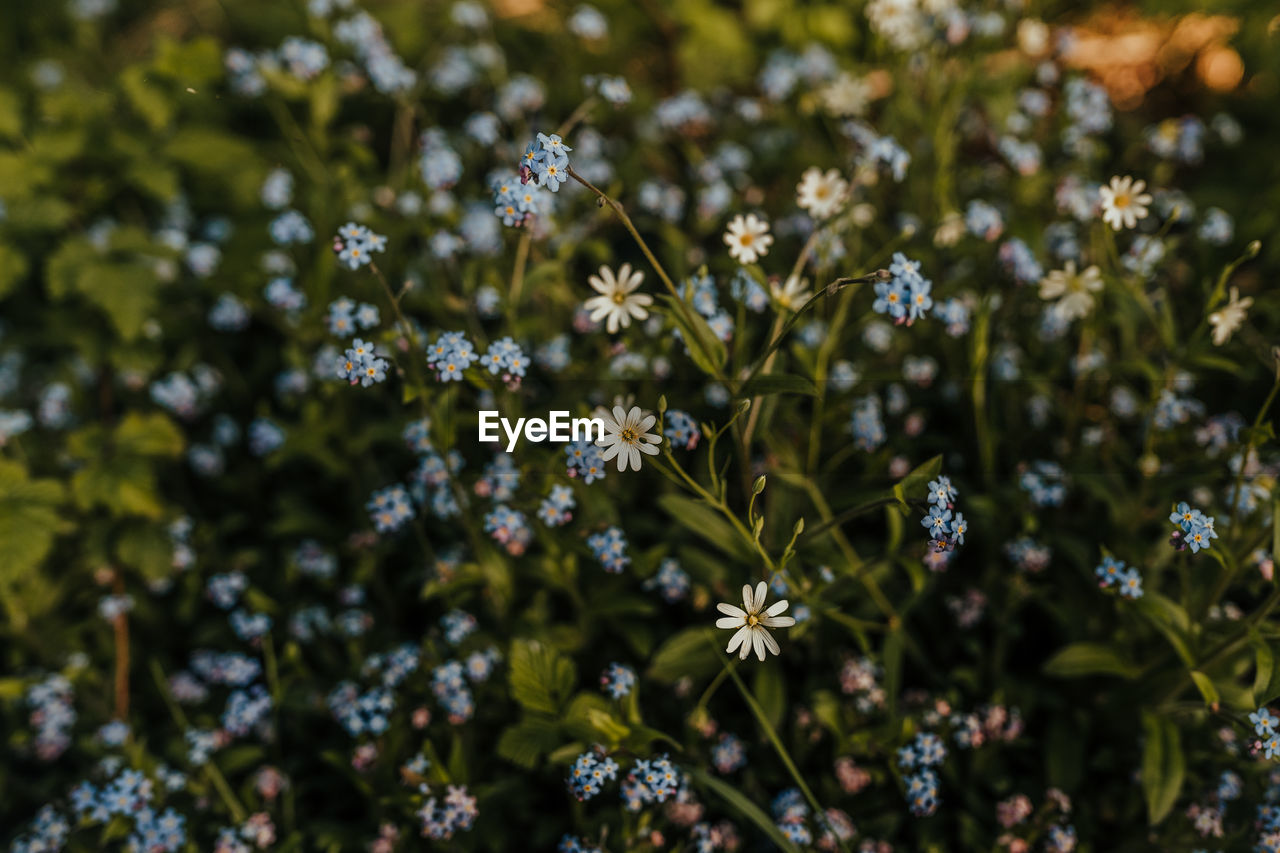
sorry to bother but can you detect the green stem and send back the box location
[705,632,852,853]
[565,166,725,382]
[150,659,248,822]
[509,231,531,316]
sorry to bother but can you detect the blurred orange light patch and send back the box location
[1064,10,1241,108]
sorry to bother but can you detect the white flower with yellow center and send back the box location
[1099,175,1152,231]
[771,275,813,313]
[595,405,661,472]
[583,264,652,334]
[716,581,796,661]
[723,214,773,265]
[1038,261,1103,321]
[1208,286,1253,346]
[796,167,849,220]
[818,73,873,118]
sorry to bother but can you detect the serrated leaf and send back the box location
[496,717,563,769]
[648,626,721,684]
[1043,642,1139,679]
[0,460,65,580]
[508,640,575,715]
[75,261,161,341]
[115,523,175,581]
[114,412,184,457]
[72,458,166,519]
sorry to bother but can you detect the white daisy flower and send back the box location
[583,264,653,334]
[1038,261,1103,321]
[595,405,661,472]
[818,73,872,118]
[1099,176,1153,231]
[796,167,849,220]
[724,214,773,265]
[771,274,812,312]
[1208,286,1253,346]
[716,581,795,661]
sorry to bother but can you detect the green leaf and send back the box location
[1043,642,1139,679]
[1189,671,1220,709]
[584,707,631,744]
[648,626,722,684]
[1273,494,1280,572]
[1254,633,1280,706]
[0,244,29,299]
[508,640,576,715]
[739,373,817,397]
[496,717,563,769]
[891,454,943,514]
[115,523,175,581]
[657,494,753,562]
[114,412,184,457]
[72,458,166,519]
[658,294,726,378]
[752,659,786,731]
[164,127,265,204]
[0,460,65,580]
[120,65,173,131]
[75,261,162,341]
[687,767,800,853]
[1141,712,1184,825]
[152,36,224,87]
[1135,593,1194,667]
[0,87,23,140]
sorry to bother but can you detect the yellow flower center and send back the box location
[612,292,626,304]
[739,233,754,246]
[747,614,759,627]
[1114,192,1130,208]
[620,427,637,444]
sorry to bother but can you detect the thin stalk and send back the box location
[150,660,247,822]
[509,231,531,315]
[705,632,853,853]
[112,573,129,720]
[565,166,725,382]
